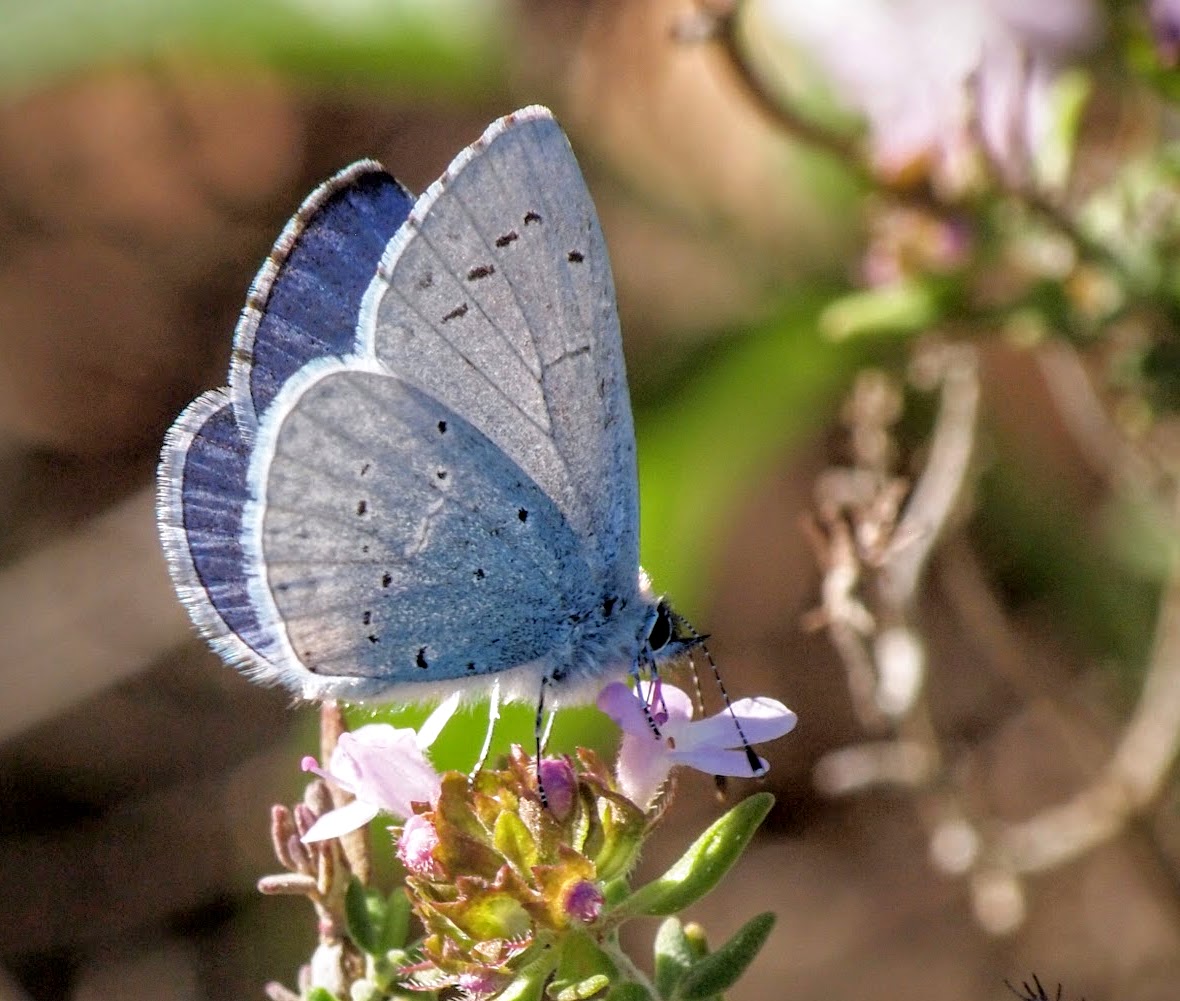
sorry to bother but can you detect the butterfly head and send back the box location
[643,598,707,668]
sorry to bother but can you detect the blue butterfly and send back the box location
[157,107,705,725]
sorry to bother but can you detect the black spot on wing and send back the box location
[495,231,518,247]
[416,646,429,669]
[568,250,584,263]
[524,211,542,225]
[442,302,468,323]
[467,264,495,280]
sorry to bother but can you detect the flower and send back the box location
[300,692,459,842]
[563,879,604,924]
[597,682,797,808]
[398,748,647,996]
[763,0,1099,189]
[397,812,444,878]
[1150,0,1180,66]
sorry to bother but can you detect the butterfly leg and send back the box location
[534,674,553,808]
[629,648,664,738]
[693,638,762,776]
[470,678,502,783]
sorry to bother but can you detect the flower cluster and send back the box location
[395,748,645,998]
[261,682,796,1001]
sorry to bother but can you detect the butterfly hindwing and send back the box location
[158,390,278,673]
[159,164,415,688]
[245,361,596,699]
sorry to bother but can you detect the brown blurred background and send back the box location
[2,1,1178,999]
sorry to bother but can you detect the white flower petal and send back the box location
[615,730,673,808]
[300,798,381,842]
[673,746,770,778]
[676,698,796,749]
[596,682,652,734]
[417,691,462,749]
[652,683,694,722]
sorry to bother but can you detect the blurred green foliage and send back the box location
[0,0,507,96]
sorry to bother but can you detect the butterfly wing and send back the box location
[157,389,277,673]
[158,163,412,687]
[230,162,413,435]
[244,108,641,701]
[359,107,638,600]
[245,361,597,701]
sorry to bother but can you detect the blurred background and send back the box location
[3,0,1180,998]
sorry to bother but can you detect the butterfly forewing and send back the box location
[360,108,639,596]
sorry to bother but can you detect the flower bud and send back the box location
[564,879,604,924]
[397,813,442,878]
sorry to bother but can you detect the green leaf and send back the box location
[653,917,694,998]
[818,281,940,341]
[306,990,338,1001]
[604,984,654,1001]
[380,888,412,952]
[682,923,709,961]
[494,808,539,872]
[344,877,380,956]
[496,954,554,1001]
[674,912,775,1000]
[619,793,774,917]
[1032,68,1091,192]
[553,975,612,1001]
[550,930,618,1001]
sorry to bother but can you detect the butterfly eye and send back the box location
[647,602,673,652]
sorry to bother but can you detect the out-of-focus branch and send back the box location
[1035,338,1158,490]
[808,344,979,784]
[880,344,980,610]
[993,523,1180,875]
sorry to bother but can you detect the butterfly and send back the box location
[157,107,711,735]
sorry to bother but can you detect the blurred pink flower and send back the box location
[1150,0,1180,66]
[762,0,1099,188]
[596,682,797,808]
[300,692,459,842]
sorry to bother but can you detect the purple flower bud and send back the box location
[397,813,442,878]
[458,972,503,1000]
[1151,0,1180,66]
[564,879,604,924]
[538,757,577,820]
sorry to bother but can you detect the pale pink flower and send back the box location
[300,693,459,842]
[763,0,1099,188]
[597,682,797,808]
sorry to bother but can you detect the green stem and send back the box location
[602,934,659,998]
